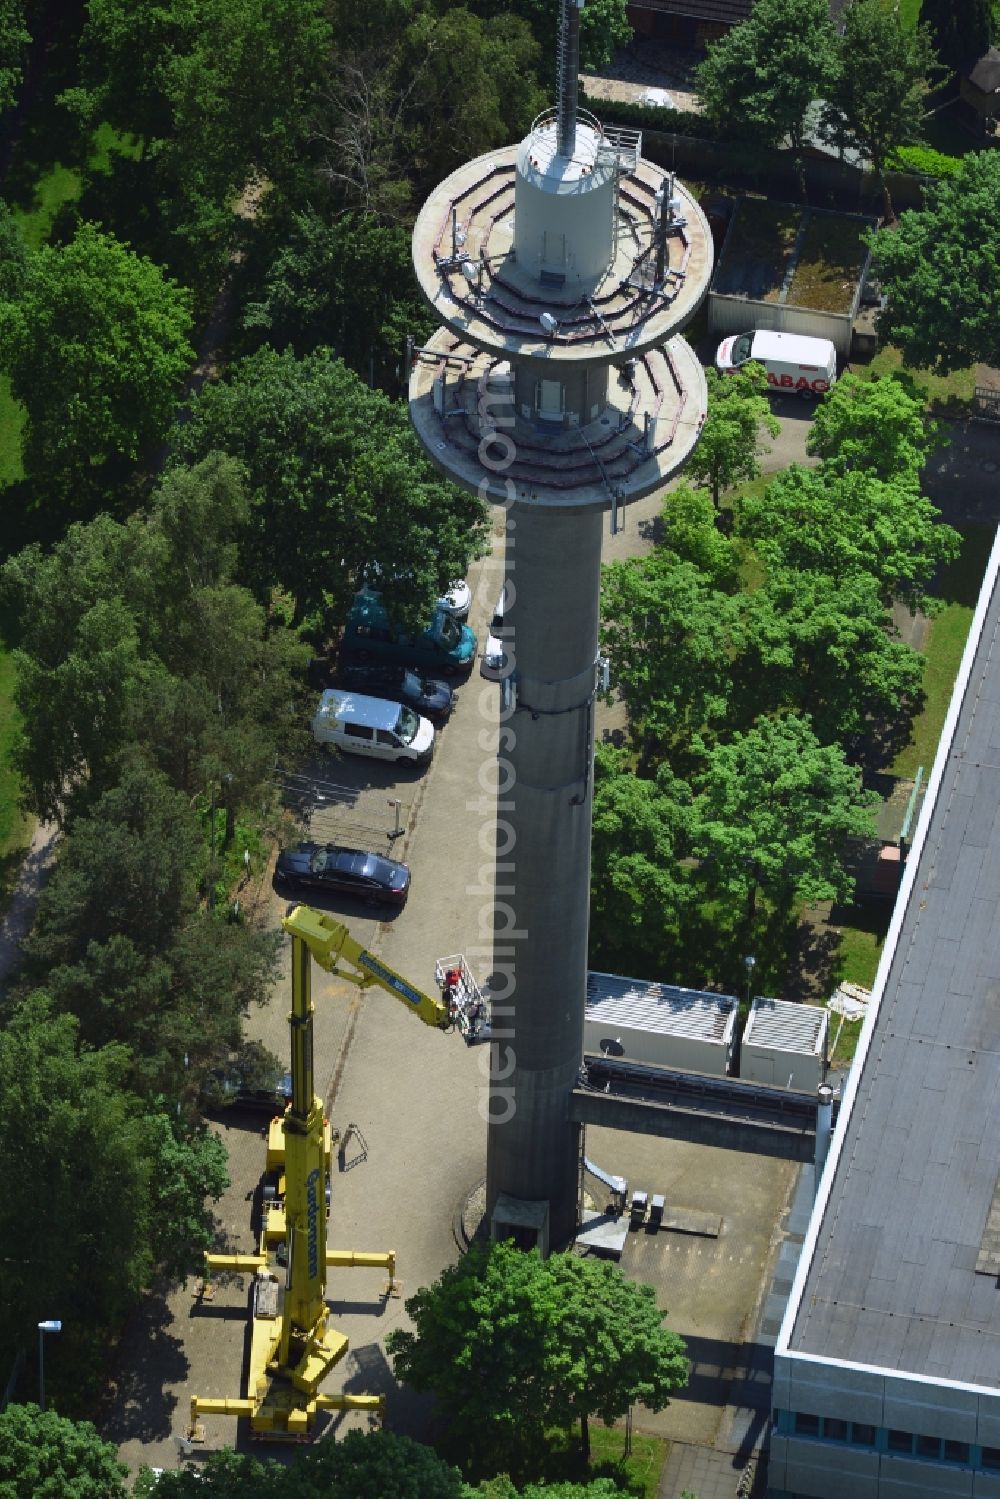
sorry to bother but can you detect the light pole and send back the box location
[37,1320,61,1412]
[743,954,757,1009]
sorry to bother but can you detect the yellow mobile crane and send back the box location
[190,904,453,1441]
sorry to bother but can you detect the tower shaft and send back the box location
[486,502,602,1248]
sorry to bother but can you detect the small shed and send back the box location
[741,998,828,1093]
[708,197,876,362]
[585,970,738,1076]
[961,49,1000,135]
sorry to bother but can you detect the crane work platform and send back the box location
[435,954,491,1042]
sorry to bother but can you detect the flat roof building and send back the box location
[770,533,1000,1498]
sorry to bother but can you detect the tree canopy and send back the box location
[0,223,193,498]
[686,364,779,508]
[171,347,488,628]
[696,0,837,157]
[0,1405,128,1499]
[918,0,991,72]
[0,0,30,115]
[868,151,1000,371]
[735,462,959,612]
[805,371,940,482]
[387,1240,687,1476]
[822,0,940,216]
[692,715,878,925]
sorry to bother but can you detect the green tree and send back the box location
[476,1483,621,1499]
[0,1404,128,1499]
[692,715,878,927]
[822,0,941,217]
[0,0,30,114]
[735,463,959,611]
[696,0,836,162]
[19,765,280,1097]
[468,0,631,72]
[0,997,153,1345]
[0,223,193,497]
[590,747,695,977]
[293,1430,467,1499]
[171,347,488,628]
[396,8,545,187]
[134,1449,285,1498]
[656,482,740,591]
[600,555,734,758]
[0,198,28,303]
[686,364,779,509]
[243,209,434,383]
[919,0,990,72]
[388,1241,687,1476]
[868,151,1000,371]
[805,371,940,481]
[734,570,924,746]
[143,1113,230,1280]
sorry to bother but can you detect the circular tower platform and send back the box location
[409,114,713,509]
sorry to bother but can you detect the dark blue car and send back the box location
[274,843,411,906]
[336,659,454,725]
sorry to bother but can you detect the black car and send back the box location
[274,843,411,906]
[336,659,453,725]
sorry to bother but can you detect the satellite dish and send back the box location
[600,1037,625,1057]
[539,312,559,335]
[461,260,480,286]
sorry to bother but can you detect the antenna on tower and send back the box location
[556,0,584,159]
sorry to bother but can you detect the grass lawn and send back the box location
[892,524,994,778]
[12,122,142,249]
[713,197,801,302]
[0,377,25,486]
[540,1425,669,1499]
[787,211,871,314]
[855,344,976,415]
[897,0,920,28]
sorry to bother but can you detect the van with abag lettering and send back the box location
[715,329,837,398]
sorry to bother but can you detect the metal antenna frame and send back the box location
[556,0,582,158]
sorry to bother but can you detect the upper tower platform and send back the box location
[409,17,713,512]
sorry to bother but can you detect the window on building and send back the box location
[888,1429,914,1454]
[823,1418,848,1442]
[943,1440,969,1464]
[915,1434,941,1459]
[794,1412,820,1437]
[850,1423,877,1447]
[983,1447,1000,1471]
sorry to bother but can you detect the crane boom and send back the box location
[281,905,452,1031]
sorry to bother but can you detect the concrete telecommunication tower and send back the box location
[409,0,714,1251]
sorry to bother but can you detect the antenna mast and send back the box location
[556,0,582,158]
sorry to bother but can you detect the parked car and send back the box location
[274,842,411,906]
[336,659,453,725]
[343,595,477,676]
[481,583,509,680]
[715,329,837,398]
[358,568,472,621]
[205,1064,293,1115]
[311,688,435,765]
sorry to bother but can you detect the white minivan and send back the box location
[311,689,435,766]
[715,329,837,398]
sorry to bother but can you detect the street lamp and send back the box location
[743,954,757,1008]
[37,1320,61,1412]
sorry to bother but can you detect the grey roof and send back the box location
[586,971,737,1043]
[744,998,827,1056]
[627,0,752,22]
[788,554,1000,1387]
[967,48,1000,95]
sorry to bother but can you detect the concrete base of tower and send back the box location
[491,1195,551,1258]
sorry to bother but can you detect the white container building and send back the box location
[584,971,738,1076]
[741,997,828,1093]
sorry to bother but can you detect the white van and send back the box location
[715,330,837,398]
[311,689,435,766]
